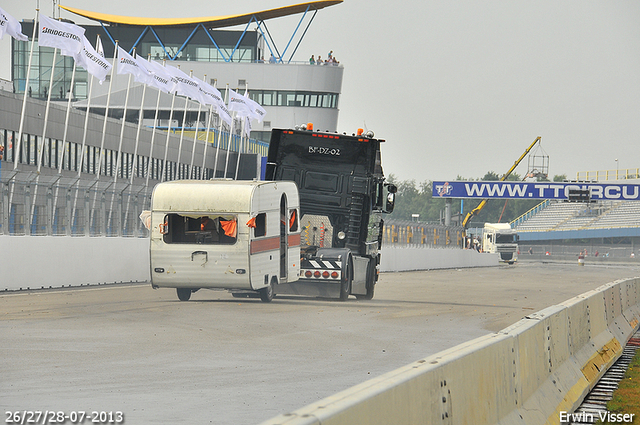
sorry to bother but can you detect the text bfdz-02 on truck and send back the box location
[266,126,396,300]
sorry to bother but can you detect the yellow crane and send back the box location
[461,136,542,229]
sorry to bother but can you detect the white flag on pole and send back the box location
[75,35,111,83]
[244,116,252,137]
[117,46,153,85]
[192,76,224,108]
[191,77,232,126]
[0,6,28,41]
[139,58,177,94]
[228,88,253,118]
[218,102,233,127]
[38,15,85,57]
[164,65,203,103]
[243,90,267,123]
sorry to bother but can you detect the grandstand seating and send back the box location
[514,200,640,232]
[514,202,584,232]
[590,201,640,228]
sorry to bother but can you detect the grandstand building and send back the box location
[512,178,640,259]
[0,1,343,236]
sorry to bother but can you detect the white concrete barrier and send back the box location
[1,238,491,291]
[259,277,640,425]
[0,235,149,291]
[380,246,498,272]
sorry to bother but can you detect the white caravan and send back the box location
[482,222,519,264]
[149,180,301,302]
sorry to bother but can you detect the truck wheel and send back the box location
[259,279,275,303]
[355,259,376,300]
[177,288,192,301]
[339,261,352,301]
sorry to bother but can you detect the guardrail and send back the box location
[259,277,640,425]
[577,168,640,182]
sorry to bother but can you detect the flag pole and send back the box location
[160,85,177,182]
[29,45,59,232]
[145,63,163,187]
[234,82,251,180]
[108,48,134,232]
[224,110,237,179]
[14,7,40,171]
[131,55,149,185]
[124,54,150,230]
[212,83,228,179]
[91,40,118,234]
[223,88,235,178]
[36,48,57,174]
[57,62,77,174]
[95,40,119,182]
[200,78,217,179]
[70,61,93,234]
[188,74,205,179]
[198,104,214,179]
[234,117,245,180]
[71,34,104,235]
[175,68,193,179]
[114,55,134,185]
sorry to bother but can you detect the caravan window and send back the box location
[163,214,237,245]
[289,208,299,232]
[254,213,267,237]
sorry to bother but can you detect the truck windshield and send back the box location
[496,233,517,244]
[163,214,237,245]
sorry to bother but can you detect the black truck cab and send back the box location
[265,126,396,300]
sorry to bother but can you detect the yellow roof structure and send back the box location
[59,1,342,28]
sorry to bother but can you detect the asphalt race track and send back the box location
[2,261,639,424]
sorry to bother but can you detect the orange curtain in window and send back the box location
[246,217,256,228]
[289,210,296,230]
[220,219,237,237]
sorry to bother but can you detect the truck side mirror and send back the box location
[382,183,396,214]
[385,192,395,213]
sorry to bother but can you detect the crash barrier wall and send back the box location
[0,236,492,291]
[379,245,498,271]
[259,277,640,425]
[0,235,149,291]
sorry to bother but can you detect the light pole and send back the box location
[615,158,619,179]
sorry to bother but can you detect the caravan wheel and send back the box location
[259,279,275,303]
[177,288,192,301]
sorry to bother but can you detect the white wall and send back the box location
[0,236,149,291]
[0,237,496,291]
[380,245,499,271]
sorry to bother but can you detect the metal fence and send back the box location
[383,220,465,248]
[1,176,152,237]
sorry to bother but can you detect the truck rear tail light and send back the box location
[322,271,330,278]
[331,271,339,279]
[305,271,312,278]
[313,271,321,278]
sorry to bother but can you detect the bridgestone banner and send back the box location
[76,35,111,83]
[38,15,85,56]
[432,181,640,201]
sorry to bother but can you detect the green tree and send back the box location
[387,171,556,225]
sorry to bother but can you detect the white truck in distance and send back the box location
[482,222,519,264]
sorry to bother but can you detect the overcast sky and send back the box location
[2,0,640,182]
